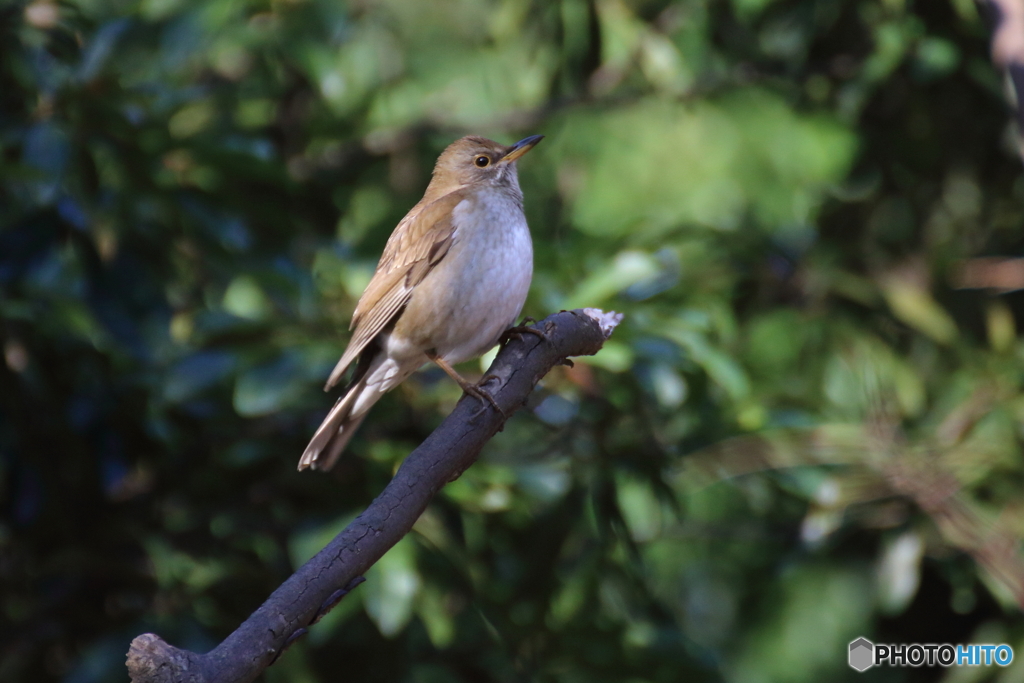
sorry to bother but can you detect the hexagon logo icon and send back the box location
[849,637,874,672]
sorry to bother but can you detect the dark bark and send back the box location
[126,308,622,683]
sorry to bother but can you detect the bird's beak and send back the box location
[501,134,544,163]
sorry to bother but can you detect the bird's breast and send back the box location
[397,188,534,364]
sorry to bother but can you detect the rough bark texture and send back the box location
[126,308,622,683]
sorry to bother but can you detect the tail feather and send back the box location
[314,411,367,471]
[298,379,379,471]
[300,335,419,472]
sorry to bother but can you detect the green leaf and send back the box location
[223,275,271,321]
[363,537,421,638]
[233,354,307,417]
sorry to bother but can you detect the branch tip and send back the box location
[580,308,624,338]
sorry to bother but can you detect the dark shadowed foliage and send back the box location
[2,1,1024,682]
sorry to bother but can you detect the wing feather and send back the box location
[325,283,408,389]
[323,190,467,390]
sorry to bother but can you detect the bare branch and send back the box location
[126,308,622,683]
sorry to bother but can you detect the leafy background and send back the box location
[2,0,1024,681]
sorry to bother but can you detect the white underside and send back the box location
[350,188,532,418]
[425,192,533,363]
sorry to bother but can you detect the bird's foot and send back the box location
[464,377,507,420]
[429,354,507,419]
[500,319,550,347]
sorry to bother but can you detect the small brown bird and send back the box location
[299,134,543,471]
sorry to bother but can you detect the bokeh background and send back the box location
[4,0,1024,681]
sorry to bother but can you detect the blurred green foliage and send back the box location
[3,0,1024,681]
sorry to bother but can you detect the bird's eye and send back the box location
[474,155,490,167]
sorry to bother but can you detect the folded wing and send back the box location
[323,190,467,390]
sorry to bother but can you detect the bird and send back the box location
[298,134,544,471]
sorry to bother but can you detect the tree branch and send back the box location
[126,308,623,683]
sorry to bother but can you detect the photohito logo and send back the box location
[849,637,1014,671]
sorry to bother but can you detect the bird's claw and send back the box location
[500,321,549,347]
[464,379,507,420]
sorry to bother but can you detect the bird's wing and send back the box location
[324,189,467,390]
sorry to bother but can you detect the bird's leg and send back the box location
[429,354,507,418]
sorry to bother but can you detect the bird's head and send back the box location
[426,134,543,198]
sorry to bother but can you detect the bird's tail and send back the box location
[298,375,381,471]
